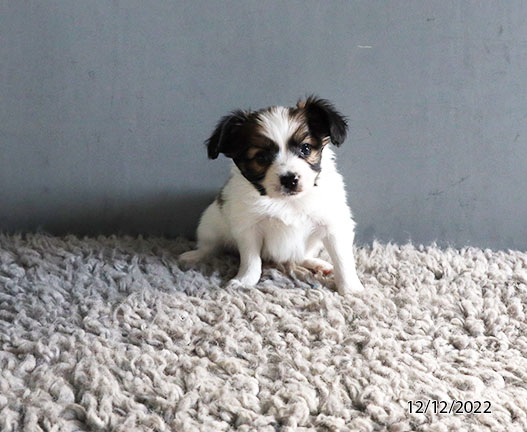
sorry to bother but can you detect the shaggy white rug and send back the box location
[1,234,527,432]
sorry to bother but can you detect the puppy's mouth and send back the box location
[276,186,303,197]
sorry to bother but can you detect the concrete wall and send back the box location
[1,1,526,249]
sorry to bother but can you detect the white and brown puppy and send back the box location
[179,96,363,295]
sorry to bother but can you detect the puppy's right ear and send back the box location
[206,110,250,159]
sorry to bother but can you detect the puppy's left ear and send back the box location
[301,96,348,146]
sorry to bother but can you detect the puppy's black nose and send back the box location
[280,172,299,191]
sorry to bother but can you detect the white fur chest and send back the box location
[258,212,320,263]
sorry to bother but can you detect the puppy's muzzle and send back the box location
[280,172,300,193]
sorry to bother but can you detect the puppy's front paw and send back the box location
[236,274,260,286]
[225,278,244,289]
[225,277,258,289]
[228,271,261,288]
[337,276,364,296]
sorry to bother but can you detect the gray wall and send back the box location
[1,1,526,250]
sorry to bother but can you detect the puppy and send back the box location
[179,96,363,295]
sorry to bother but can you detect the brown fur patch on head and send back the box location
[238,156,267,179]
[231,120,279,195]
[303,146,324,168]
[296,100,306,109]
[287,108,325,172]
[246,147,261,160]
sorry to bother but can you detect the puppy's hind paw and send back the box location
[302,258,334,276]
[178,249,205,267]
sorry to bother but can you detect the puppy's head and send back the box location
[206,96,347,197]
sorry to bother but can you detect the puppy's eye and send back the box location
[254,151,270,165]
[300,143,311,157]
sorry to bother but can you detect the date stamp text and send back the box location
[408,400,491,415]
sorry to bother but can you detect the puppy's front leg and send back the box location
[231,229,263,286]
[323,220,364,295]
